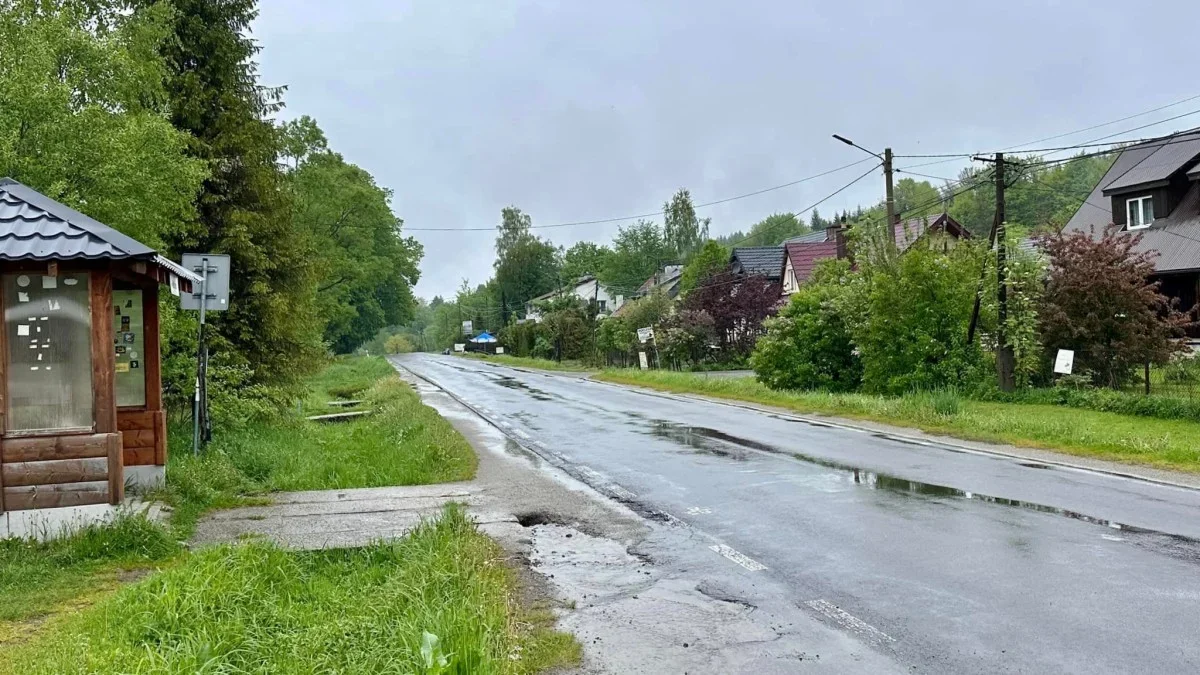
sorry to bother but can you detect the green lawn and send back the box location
[1,505,579,674]
[596,370,1200,474]
[457,352,595,373]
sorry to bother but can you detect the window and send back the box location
[3,272,94,433]
[1127,195,1154,230]
[598,300,607,313]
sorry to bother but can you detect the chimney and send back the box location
[826,224,848,259]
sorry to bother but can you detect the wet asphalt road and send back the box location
[399,354,1200,674]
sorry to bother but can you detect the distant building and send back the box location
[525,276,624,321]
[779,214,969,296]
[781,226,848,295]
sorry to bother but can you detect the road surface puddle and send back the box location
[638,420,1200,549]
[492,375,556,401]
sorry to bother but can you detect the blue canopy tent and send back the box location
[466,331,499,353]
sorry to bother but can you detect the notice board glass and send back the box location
[3,272,94,432]
[112,290,146,407]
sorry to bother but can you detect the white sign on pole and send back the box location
[454,343,466,353]
[496,347,505,355]
[636,326,655,344]
[638,351,649,370]
[462,320,473,335]
[1053,349,1075,375]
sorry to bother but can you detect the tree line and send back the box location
[0,0,422,415]
[381,148,1116,364]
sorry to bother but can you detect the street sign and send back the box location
[180,254,230,312]
[1054,349,1075,375]
[454,343,466,353]
[637,326,654,343]
[638,351,649,370]
[462,320,473,335]
[496,347,505,354]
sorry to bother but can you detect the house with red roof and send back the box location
[779,213,969,296]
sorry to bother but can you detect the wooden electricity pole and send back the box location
[994,153,1016,392]
[883,147,898,246]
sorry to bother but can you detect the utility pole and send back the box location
[832,135,897,249]
[994,153,1015,392]
[883,147,898,246]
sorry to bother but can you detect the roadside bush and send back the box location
[384,334,416,354]
[855,242,987,394]
[752,260,861,392]
[658,309,716,367]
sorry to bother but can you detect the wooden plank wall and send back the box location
[0,433,121,510]
[117,410,161,466]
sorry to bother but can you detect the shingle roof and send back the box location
[1102,133,1200,195]
[893,212,969,250]
[730,246,784,279]
[784,241,841,284]
[1065,135,1200,274]
[782,230,828,245]
[0,178,155,261]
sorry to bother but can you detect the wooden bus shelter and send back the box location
[0,179,198,515]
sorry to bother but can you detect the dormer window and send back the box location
[1127,195,1154,230]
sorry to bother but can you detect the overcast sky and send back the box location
[254,0,1200,300]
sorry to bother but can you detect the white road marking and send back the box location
[498,420,512,428]
[805,599,895,644]
[513,428,531,439]
[709,544,767,571]
[1101,534,1125,542]
[686,506,713,515]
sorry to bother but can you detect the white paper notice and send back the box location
[42,276,57,289]
[17,292,29,303]
[17,324,29,336]
[169,274,180,297]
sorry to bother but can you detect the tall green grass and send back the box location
[164,357,478,535]
[596,370,1200,474]
[0,514,176,625]
[1,505,579,674]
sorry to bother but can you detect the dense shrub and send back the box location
[752,260,861,392]
[854,243,987,394]
[659,309,716,366]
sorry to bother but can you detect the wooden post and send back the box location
[995,153,1016,392]
[107,432,124,505]
[884,147,897,247]
[1145,362,1151,395]
[90,268,117,434]
[0,279,6,515]
[142,285,167,466]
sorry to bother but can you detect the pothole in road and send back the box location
[634,420,1200,551]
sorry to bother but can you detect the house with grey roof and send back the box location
[729,246,785,282]
[1063,130,1200,335]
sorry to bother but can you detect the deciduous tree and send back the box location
[1039,225,1190,388]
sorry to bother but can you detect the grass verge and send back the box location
[164,356,477,536]
[596,370,1200,474]
[0,505,579,674]
[458,352,595,372]
[0,515,177,629]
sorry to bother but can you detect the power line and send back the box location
[405,157,876,232]
[893,95,1200,159]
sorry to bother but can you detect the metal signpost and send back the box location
[181,254,231,455]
